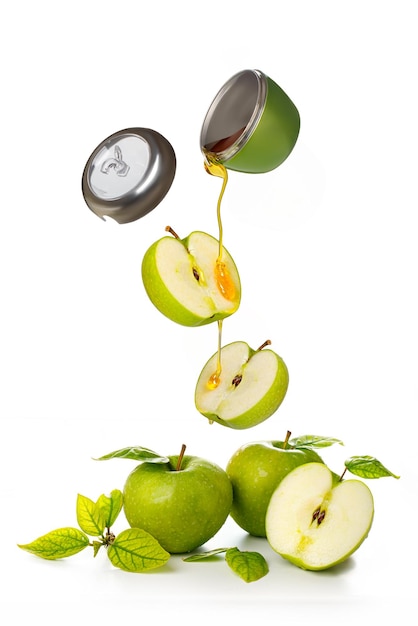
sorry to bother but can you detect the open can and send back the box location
[200,69,300,174]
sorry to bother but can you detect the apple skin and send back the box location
[265,462,374,571]
[123,454,233,554]
[141,230,241,327]
[195,341,289,429]
[226,441,324,537]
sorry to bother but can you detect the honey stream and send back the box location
[204,154,229,390]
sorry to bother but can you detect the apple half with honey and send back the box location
[265,462,374,571]
[141,228,241,327]
[195,340,289,429]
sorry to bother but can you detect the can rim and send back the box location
[200,69,267,164]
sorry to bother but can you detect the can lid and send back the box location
[82,128,176,224]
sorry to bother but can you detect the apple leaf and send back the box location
[94,446,169,464]
[290,435,344,449]
[76,494,107,537]
[18,528,89,560]
[345,456,400,479]
[225,548,269,583]
[184,547,269,582]
[183,548,229,561]
[107,528,170,572]
[92,540,103,557]
[96,490,123,528]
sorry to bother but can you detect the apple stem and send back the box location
[339,467,347,482]
[176,444,187,471]
[257,339,272,351]
[283,430,291,449]
[165,225,179,239]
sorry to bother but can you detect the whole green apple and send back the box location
[226,434,325,537]
[123,447,233,553]
[141,228,241,326]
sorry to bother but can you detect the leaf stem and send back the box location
[176,444,187,471]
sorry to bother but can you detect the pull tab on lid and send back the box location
[82,128,176,224]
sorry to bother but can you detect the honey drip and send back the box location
[207,318,223,390]
[215,259,236,301]
[204,153,229,391]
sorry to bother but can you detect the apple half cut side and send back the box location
[265,462,374,571]
[141,230,241,327]
[195,341,289,429]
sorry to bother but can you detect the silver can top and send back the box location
[82,128,176,224]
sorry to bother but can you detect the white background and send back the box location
[1,1,416,623]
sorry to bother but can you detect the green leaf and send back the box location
[345,456,400,479]
[18,528,89,560]
[92,541,103,557]
[183,548,229,562]
[290,435,344,449]
[96,490,123,528]
[107,528,170,572]
[76,494,107,537]
[225,548,269,583]
[183,546,269,583]
[94,446,169,464]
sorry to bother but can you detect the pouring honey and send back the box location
[203,150,232,391]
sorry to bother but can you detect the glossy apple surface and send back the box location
[123,454,233,553]
[226,440,323,536]
[141,230,241,326]
[266,462,374,570]
[195,341,289,429]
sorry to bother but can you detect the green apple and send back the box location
[226,434,324,536]
[266,462,374,570]
[195,340,289,429]
[141,228,241,326]
[123,446,233,554]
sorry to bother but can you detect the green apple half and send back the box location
[123,453,233,554]
[141,229,241,326]
[195,341,289,429]
[265,462,374,570]
[226,439,323,536]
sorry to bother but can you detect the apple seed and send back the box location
[231,374,242,388]
[311,507,326,526]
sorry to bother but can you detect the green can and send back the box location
[200,69,300,174]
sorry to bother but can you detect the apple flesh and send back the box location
[266,462,374,570]
[123,453,233,554]
[226,440,323,536]
[195,341,289,429]
[141,230,241,326]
